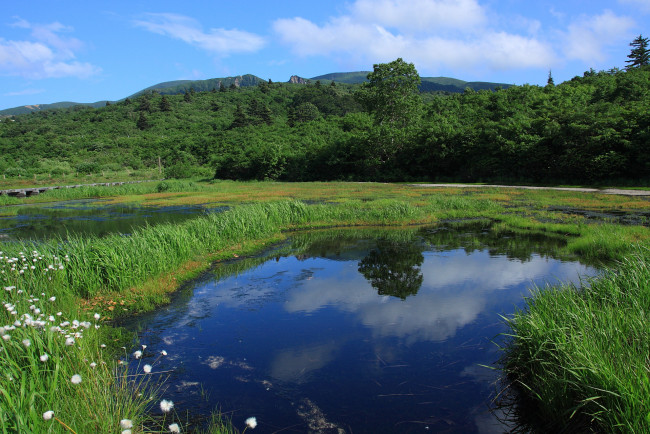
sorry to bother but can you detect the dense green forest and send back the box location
[1,58,648,184]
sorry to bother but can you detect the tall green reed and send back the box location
[500,246,650,432]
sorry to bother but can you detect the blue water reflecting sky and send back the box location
[128,232,596,433]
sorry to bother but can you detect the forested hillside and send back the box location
[1,61,648,184]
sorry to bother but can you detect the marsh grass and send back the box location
[1,181,649,432]
[0,251,164,433]
[500,247,650,432]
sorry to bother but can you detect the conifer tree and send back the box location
[229,104,249,129]
[136,112,150,130]
[159,95,171,112]
[138,97,151,113]
[626,34,650,69]
[547,70,555,86]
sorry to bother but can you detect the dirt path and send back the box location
[410,183,650,196]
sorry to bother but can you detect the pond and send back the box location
[123,223,598,433]
[0,200,224,241]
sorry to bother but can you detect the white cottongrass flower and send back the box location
[70,374,82,384]
[169,423,181,433]
[40,354,49,362]
[245,417,257,429]
[43,410,54,420]
[120,419,133,429]
[161,350,167,356]
[122,430,132,434]
[49,296,56,302]
[94,313,100,320]
[160,399,174,413]
[143,364,152,374]
[141,344,147,350]
[133,350,142,359]
[22,339,30,347]
[65,337,75,346]
[2,335,10,341]
[90,362,97,368]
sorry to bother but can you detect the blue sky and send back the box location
[1,0,648,110]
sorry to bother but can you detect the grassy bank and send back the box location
[1,181,649,432]
[500,247,650,432]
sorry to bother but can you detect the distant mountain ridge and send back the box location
[0,72,512,116]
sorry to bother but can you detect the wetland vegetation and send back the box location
[0,180,649,432]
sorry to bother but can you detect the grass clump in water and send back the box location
[500,246,650,432]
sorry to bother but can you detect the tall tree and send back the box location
[626,34,650,69]
[355,58,423,164]
[356,58,422,130]
[547,70,555,86]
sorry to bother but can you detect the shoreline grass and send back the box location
[499,247,650,432]
[1,181,649,432]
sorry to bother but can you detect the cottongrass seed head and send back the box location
[169,423,181,433]
[120,419,133,429]
[160,399,174,413]
[43,410,54,421]
[71,374,82,384]
[246,417,257,429]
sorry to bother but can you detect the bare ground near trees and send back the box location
[411,183,650,196]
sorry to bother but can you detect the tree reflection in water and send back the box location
[358,239,425,299]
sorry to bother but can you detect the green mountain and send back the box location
[310,72,511,92]
[0,101,109,116]
[0,71,511,116]
[310,72,371,84]
[129,74,266,98]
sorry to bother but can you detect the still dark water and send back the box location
[0,200,222,240]
[125,225,597,433]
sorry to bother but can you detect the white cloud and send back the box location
[0,19,100,79]
[351,0,487,32]
[133,13,266,56]
[282,252,590,344]
[273,0,557,74]
[270,342,340,382]
[563,10,635,62]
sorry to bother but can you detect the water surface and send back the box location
[0,200,222,240]
[125,225,597,433]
